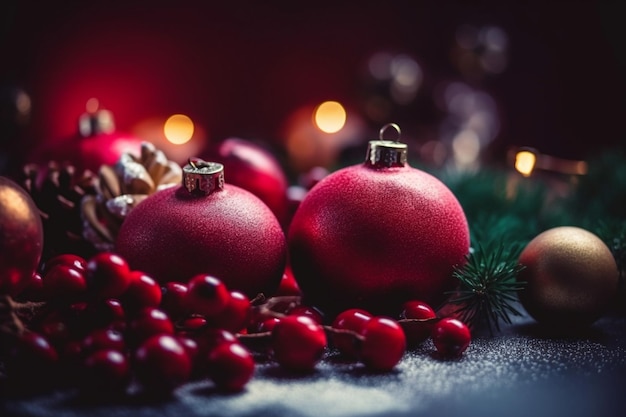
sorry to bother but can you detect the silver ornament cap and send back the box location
[365,123,407,168]
[182,158,225,196]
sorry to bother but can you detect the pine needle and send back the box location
[447,242,526,334]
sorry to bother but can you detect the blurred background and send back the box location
[1,0,625,177]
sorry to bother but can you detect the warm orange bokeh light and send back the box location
[164,114,194,145]
[515,150,537,177]
[314,101,347,134]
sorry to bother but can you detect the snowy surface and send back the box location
[3,315,626,417]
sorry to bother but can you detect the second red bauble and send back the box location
[288,128,470,316]
[203,138,290,227]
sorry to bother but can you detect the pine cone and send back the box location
[81,142,182,251]
[20,161,99,262]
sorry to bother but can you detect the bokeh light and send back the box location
[452,129,481,170]
[132,115,206,165]
[314,101,347,134]
[515,150,537,177]
[453,24,509,78]
[79,99,115,136]
[390,54,422,104]
[85,98,100,114]
[284,105,364,173]
[164,114,195,145]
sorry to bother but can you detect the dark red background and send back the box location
[1,1,625,171]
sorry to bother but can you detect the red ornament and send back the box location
[288,124,470,315]
[32,102,143,173]
[115,159,287,298]
[204,138,290,226]
[0,176,44,296]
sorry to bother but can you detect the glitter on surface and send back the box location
[3,316,626,417]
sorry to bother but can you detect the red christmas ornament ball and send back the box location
[288,130,469,315]
[72,131,143,173]
[0,176,44,296]
[115,160,287,298]
[31,104,143,173]
[204,138,289,226]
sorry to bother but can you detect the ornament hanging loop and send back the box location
[182,158,225,196]
[379,123,402,142]
[365,123,407,168]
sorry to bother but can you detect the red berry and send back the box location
[60,339,84,372]
[17,272,45,301]
[188,327,238,357]
[81,349,130,394]
[81,328,126,356]
[43,254,87,275]
[128,307,174,346]
[399,300,437,347]
[287,305,324,324]
[207,291,251,332]
[160,281,189,318]
[360,317,406,372]
[185,274,230,317]
[176,335,200,364]
[86,252,132,298]
[431,318,471,357]
[42,264,87,299]
[271,315,327,372]
[179,316,208,333]
[274,269,301,296]
[122,271,162,311]
[207,342,255,391]
[37,312,73,349]
[7,332,59,386]
[255,317,280,333]
[134,334,192,393]
[331,308,372,358]
[84,298,126,331]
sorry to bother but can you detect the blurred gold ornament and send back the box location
[517,226,618,328]
[81,142,182,251]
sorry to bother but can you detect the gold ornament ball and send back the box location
[517,226,618,328]
[0,176,44,296]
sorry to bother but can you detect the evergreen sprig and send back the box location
[447,242,526,333]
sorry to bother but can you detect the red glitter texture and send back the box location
[288,164,470,316]
[115,184,287,298]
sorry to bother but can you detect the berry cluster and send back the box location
[326,301,471,371]
[1,252,472,397]
[2,252,255,395]
[398,300,472,357]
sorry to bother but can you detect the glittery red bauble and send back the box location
[204,138,289,226]
[31,107,143,173]
[288,146,469,316]
[73,131,143,173]
[0,177,44,296]
[115,165,287,298]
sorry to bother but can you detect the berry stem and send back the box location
[322,325,365,342]
[0,295,47,337]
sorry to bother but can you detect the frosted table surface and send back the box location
[3,314,626,417]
